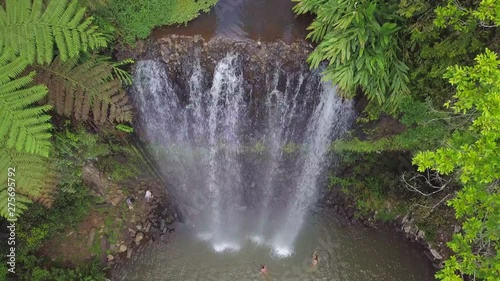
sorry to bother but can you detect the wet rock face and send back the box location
[131,35,314,89]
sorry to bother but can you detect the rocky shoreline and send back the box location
[80,163,181,268]
[319,188,450,269]
[104,179,179,266]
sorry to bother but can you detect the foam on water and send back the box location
[271,245,293,258]
[213,242,241,253]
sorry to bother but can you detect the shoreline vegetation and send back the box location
[0,0,499,280]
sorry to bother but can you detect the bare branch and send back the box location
[402,170,452,196]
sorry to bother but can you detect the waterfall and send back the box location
[132,49,355,256]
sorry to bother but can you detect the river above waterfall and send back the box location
[152,0,311,43]
[112,209,435,280]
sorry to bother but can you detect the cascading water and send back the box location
[132,40,355,257]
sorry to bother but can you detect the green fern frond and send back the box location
[0,146,57,218]
[112,58,134,86]
[0,0,108,64]
[0,50,52,156]
[35,55,133,123]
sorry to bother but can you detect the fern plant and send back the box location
[0,148,57,217]
[0,48,56,217]
[0,0,108,64]
[0,49,53,156]
[35,55,133,123]
[0,0,130,218]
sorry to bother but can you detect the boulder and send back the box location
[119,244,128,253]
[160,219,166,231]
[135,232,144,245]
[87,228,96,248]
[128,228,137,236]
[110,196,122,206]
[166,215,175,224]
[136,222,143,231]
[107,254,114,262]
[416,230,426,240]
[145,221,152,233]
[127,248,133,259]
[403,224,412,234]
[429,248,443,260]
[100,236,109,253]
[346,207,354,219]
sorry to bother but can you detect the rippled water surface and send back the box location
[113,210,435,281]
[153,0,311,42]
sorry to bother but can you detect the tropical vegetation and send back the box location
[0,0,215,279]
[295,0,500,279]
[1,0,499,279]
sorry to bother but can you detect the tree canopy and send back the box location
[297,0,500,279]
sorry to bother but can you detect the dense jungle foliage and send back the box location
[1,0,499,280]
[0,0,215,279]
[295,0,500,279]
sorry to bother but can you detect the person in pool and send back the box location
[260,265,268,278]
[311,251,319,269]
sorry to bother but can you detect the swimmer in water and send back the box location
[311,251,319,269]
[260,265,268,278]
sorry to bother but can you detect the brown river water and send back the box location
[153,0,311,42]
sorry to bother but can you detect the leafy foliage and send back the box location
[0,0,108,64]
[0,0,133,219]
[11,184,104,280]
[312,0,500,279]
[0,149,57,217]
[333,97,449,153]
[36,55,133,123]
[0,48,57,217]
[414,50,500,280]
[398,0,495,105]
[0,50,52,156]
[293,0,410,113]
[329,152,410,221]
[96,0,218,42]
[434,0,500,32]
[77,0,109,11]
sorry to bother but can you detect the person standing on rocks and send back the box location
[145,190,152,203]
[126,198,134,209]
